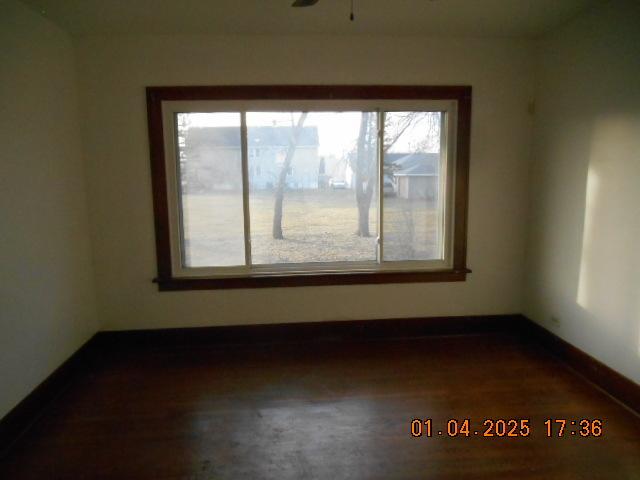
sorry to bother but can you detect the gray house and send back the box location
[386,152,440,200]
[182,126,320,192]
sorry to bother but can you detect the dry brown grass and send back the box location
[181,190,439,267]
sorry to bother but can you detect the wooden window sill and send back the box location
[153,269,471,290]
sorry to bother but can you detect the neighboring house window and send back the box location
[147,86,471,289]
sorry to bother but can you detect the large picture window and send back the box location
[147,86,471,289]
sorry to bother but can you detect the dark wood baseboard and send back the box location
[0,336,99,458]
[93,314,519,351]
[2,313,638,458]
[518,316,640,416]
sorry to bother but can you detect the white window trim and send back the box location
[161,99,458,279]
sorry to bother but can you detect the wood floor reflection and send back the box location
[1,334,639,479]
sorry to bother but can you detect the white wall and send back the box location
[0,0,97,418]
[526,0,640,383]
[76,34,534,330]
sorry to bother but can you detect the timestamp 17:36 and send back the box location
[410,418,603,438]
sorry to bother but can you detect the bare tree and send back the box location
[350,112,441,237]
[176,114,193,190]
[383,112,422,152]
[411,113,442,153]
[352,112,377,237]
[272,112,308,239]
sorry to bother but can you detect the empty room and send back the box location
[1,0,639,478]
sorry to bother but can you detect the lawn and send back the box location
[181,189,440,267]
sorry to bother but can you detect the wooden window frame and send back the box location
[146,85,471,290]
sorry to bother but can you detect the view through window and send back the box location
[175,109,447,270]
[147,86,472,288]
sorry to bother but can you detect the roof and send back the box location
[186,126,319,148]
[384,153,409,165]
[388,152,440,176]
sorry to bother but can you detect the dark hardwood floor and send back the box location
[1,333,639,479]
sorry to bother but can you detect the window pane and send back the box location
[383,112,444,261]
[176,112,245,267]
[247,111,378,265]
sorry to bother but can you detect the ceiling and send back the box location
[21,0,599,37]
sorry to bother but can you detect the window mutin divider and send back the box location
[240,112,253,267]
[147,86,472,290]
[377,110,385,264]
[173,113,189,269]
[437,111,447,259]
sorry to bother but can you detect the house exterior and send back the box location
[387,152,440,200]
[182,126,320,193]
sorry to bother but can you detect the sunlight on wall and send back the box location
[576,115,640,356]
[576,163,599,310]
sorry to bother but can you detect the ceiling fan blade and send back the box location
[292,0,319,7]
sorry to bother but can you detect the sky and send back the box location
[182,111,440,157]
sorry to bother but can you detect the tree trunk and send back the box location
[272,188,285,240]
[357,200,371,237]
[352,112,434,237]
[355,112,374,237]
[272,112,308,239]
